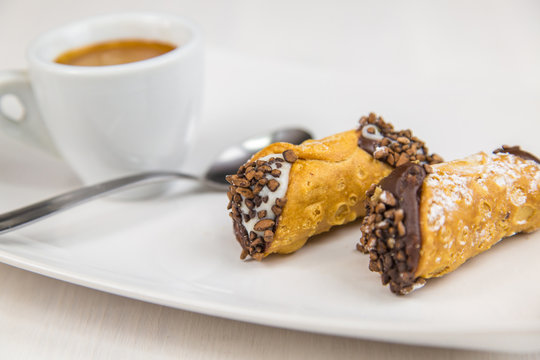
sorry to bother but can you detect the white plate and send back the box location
[0,49,539,353]
[0,138,539,354]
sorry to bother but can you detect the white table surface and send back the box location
[1,0,540,358]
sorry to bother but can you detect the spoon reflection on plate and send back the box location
[0,128,313,235]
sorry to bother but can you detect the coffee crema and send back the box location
[55,39,176,66]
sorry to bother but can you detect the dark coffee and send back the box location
[55,39,176,66]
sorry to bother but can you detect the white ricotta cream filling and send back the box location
[239,154,292,237]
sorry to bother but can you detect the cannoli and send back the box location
[357,145,540,295]
[226,113,443,260]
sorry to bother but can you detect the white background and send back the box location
[0,0,539,358]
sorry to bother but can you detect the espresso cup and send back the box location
[0,12,203,195]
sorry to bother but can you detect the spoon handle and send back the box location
[0,171,200,235]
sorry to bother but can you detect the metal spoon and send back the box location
[0,128,312,235]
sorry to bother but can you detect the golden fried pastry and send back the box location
[357,146,540,294]
[226,113,442,260]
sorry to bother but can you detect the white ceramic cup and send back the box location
[0,12,203,193]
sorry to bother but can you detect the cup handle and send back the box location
[0,70,59,156]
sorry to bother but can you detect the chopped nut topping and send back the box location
[375,202,386,214]
[258,165,272,173]
[373,146,389,159]
[270,169,281,177]
[245,170,255,181]
[253,183,264,195]
[227,155,292,260]
[394,209,404,223]
[275,198,287,207]
[271,205,282,216]
[423,164,433,174]
[357,113,443,168]
[397,221,406,236]
[235,187,254,199]
[252,171,262,180]
[254,219,275,231]
[395,153,410,167]
[387,154,395,166]
[380,191,396,206]
[267,179,280,191]
[254,196,262,207]
[358,183,424,295]
[396,136,410,144]
[264,230,274,242]
[283,149,298,163]
[226,175,250,188]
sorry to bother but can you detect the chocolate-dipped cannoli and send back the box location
[226,113,442,260]
[357,146,540,295]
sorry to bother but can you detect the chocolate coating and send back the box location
[357,133,379,155]
[379,163,427,282]
[493,145,540,164]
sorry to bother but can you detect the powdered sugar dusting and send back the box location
[425,152,540,232]
[425,172,471,231]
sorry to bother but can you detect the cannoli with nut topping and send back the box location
[357,146,540,295]
[226,113,442,260]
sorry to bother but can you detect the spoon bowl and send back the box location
[0,128,313,234]
[205,128,312,187]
